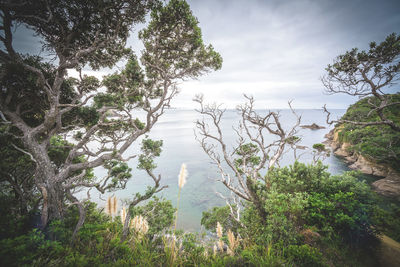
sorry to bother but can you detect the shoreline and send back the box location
[324,129,400,200]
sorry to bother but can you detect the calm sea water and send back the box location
[80,109,376,232]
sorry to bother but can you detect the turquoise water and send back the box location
[82,109,377,232]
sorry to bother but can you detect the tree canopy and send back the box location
[0,0,222,237]
[322,33,400,131]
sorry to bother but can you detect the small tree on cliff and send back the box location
[0,0,222,237]
[322,33,400,131]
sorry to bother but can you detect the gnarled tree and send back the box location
[0,0,222,239]
[322,33,400,131]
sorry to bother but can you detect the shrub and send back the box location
[284,244,326,267]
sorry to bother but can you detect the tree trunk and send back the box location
[39,182,65,228]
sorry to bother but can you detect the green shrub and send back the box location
[0,229,65,267]
[284,244,326,267]
[130,196,175,237]
[203,162,381,249]
[201,205,241,233]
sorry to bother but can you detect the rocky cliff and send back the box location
[325,128,400,200]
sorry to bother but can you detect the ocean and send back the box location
[79,108,375,232]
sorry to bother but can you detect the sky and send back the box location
[11,0,400,109]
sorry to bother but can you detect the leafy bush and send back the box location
[201,205,241,233]
[284,244,326,267]
[130,196,175,237]
[304,171,378,244]
[372,203,400,242]
[203,162,381,249]
[0,229,65,267]
[1,163,396,266]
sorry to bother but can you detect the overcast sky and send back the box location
[12,0,400,109]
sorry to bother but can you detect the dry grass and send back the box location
[130,215,149,236]
[105,196,118,216]
[216,222,223,239]
[227,229,240,256]
[170,163,188,265]
[120,206,127,224]
[112,196,117,214]
[216,221,225,252]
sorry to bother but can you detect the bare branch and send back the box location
[194,95,303,214]
[11,143,38,165]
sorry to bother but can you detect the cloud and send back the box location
[9,0,400,109]
[171,0,400,108]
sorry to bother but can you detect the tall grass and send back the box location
[169,163,188,264]
[105,196,117,217]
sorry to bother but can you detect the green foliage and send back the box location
[234,143,262,172]
[312,143,326,152]
[10,0,156,69]
[71,106,100,127]
[131,196,175,236]
[0,229,64,267]
[48,135,72,166]
[201,205,241,233]
[140,0,222,81]
[0,56,78,128]
[0,193,36,240]
[0,130,39,239]
[304,171,378,244]
[240,192,307,247]
[372,203,400,242]
[326,33,400,78]
[284,244,326,267]
[338,94,400,171]
[285,135,301,145]
[103,160,132,190]
[267,162,378,245]
[97,55,145,110]
[138,138,163,170]
[203,162,382,251]
[0,181,392,267]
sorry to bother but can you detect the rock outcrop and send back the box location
[349,155,388,177]
[325,128,400,199]
[300,123,326,130]
[372,171,400,199]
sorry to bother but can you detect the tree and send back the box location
[322,33,400,131]
[194,95,303,221]
[0,0,222,238]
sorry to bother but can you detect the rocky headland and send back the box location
[325,129,400,200]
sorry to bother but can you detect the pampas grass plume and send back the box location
[131,215,149,236]
[178,163,188,189]
[216,221,225,252]
[216,221,223,239]
[227,229,240,256]
[105,196,118,216]
[106,196,112,215]
[112,196,117,214]
[120,206,127,224]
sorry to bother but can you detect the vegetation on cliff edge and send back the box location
[337,93,400,172]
